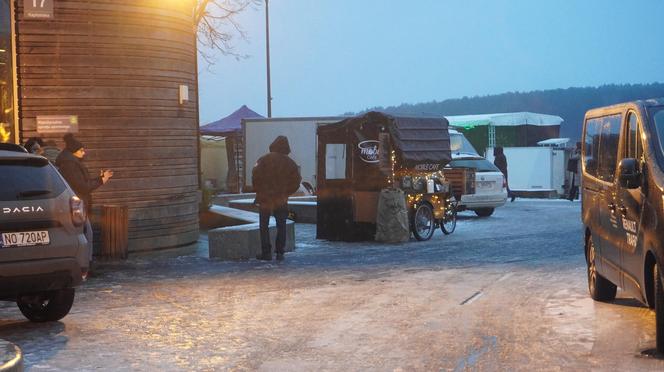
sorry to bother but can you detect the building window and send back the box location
[0,0,15,143]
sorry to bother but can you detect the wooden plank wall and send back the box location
[15,0,200,252]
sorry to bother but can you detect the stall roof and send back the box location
[445,112,563,129]
[320,111,451,167]
[200,105,263,136]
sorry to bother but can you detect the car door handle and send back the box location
[608,203,616,213]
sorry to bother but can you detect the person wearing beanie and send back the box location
[56,133,113,261]
[23,137,45,155]
[251,135,302,261]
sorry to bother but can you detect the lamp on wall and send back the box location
[179,84,189,105]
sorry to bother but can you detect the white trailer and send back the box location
[242,116,345,190]
[486,146,566,196]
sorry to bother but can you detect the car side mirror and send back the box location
[618,158,641,189]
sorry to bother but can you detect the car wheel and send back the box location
[17,288,75,322]
[441,204,457,235]
[586,237,616,302]
[655,263,664,353]
[473,208,494,217]
[411,203,435,241]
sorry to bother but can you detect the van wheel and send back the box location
[411,203,435,241]
[586,236,616,301]
[473,208,494,217]
[17,288,75,322]
[654,264,664,353]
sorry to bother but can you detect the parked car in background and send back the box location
[0,147,89,322]
[447,129,508,217]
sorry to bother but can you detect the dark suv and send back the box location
[0,148,89,322]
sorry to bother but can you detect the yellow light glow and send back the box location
[0,125,11,142]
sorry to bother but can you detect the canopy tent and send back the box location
[445,112,564,129]
[445,112,564,154]
[200,105,263,192]
[200,105,263,136]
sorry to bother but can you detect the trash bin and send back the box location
[101,205,128,259]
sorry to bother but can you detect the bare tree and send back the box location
[195,0,262,65]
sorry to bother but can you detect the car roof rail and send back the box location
[0,143,29,153]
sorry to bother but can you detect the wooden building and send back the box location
[1,0,200,252]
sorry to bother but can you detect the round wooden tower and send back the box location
[7,0,200,252]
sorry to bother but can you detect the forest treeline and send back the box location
[357,83,664,140]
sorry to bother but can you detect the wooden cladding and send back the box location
[15,0,200,252]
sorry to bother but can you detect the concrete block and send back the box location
[207,206,295,261]
[227,199,317,224]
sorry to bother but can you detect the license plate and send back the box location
[478,181,494,189]
[1,231,50,247]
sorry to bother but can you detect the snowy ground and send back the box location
[1,199,663,371]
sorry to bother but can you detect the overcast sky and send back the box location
[198,0,664,124]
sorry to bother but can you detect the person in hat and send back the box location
[251,136,301,261]
[23,137,45,155]
[56,133,113,260]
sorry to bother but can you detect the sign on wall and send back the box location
[25,0,54,20]
[37,115,78,133]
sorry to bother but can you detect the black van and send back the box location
[582,98,664,350]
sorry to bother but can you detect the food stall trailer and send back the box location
[316,112,474,242]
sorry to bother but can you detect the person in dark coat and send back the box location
[56,134,113,259]
[494,146,515,202]
[252,136,301,261]
[23,137,45,155]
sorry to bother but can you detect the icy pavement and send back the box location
[1,199,663,370]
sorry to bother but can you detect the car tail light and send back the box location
[502,177,507,190]
[70,196,86,226]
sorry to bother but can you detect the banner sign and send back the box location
[37,115,78,133]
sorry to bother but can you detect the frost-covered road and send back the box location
[1,199,663,370]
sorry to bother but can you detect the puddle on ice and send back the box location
[545,289,596,352]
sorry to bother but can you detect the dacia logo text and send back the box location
[2,206,45,214]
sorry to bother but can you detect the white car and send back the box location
[448,130,507,217]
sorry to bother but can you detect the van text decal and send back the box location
[622,217,638,248]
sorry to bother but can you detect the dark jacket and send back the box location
[55,150,103,213]
[493,147,508,180]
[252,136,302,209]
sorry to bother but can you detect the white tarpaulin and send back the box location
[446,112,564,128]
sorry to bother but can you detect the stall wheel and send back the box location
[411,203,435,241]
[441,201,457,235]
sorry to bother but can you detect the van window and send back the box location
[651,108,664,157]
[625,112,643,160]
[583,114,622,181]
[583,118,602,177]
[598,115,622,181]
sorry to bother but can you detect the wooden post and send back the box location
[101,205,128,259]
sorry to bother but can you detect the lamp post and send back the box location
[265,0,272,117]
